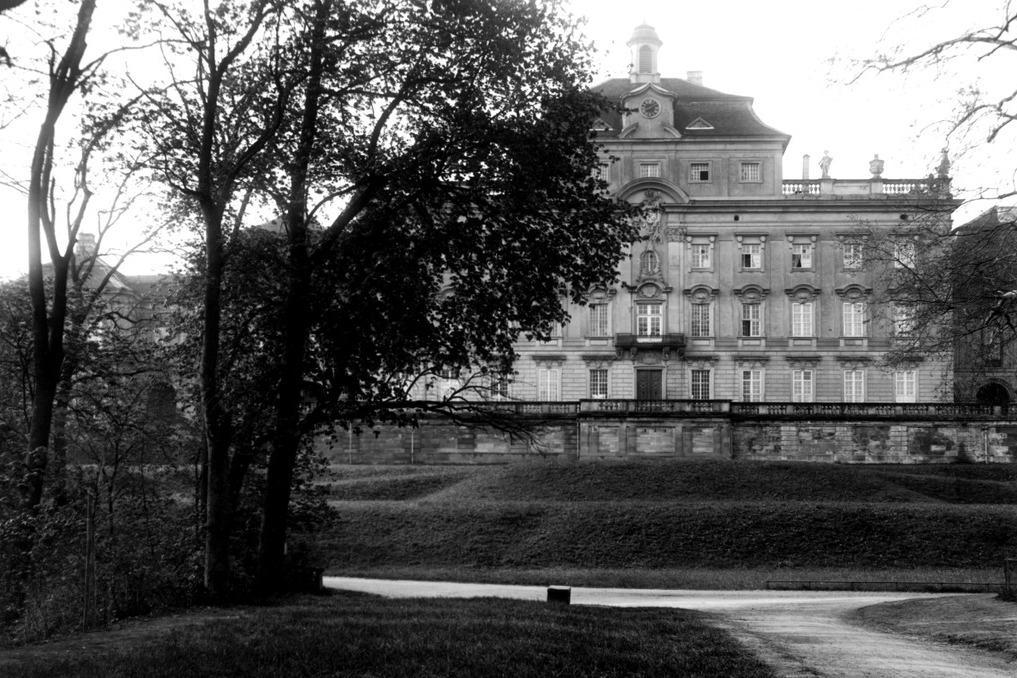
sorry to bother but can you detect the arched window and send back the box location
[638,45,653,73]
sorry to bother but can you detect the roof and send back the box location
[956,206,1017,233]
[591,77,789,141]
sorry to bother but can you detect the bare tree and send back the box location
[856,1,1017,201]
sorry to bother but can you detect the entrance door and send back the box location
[635,369,663,400]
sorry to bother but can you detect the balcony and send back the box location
[615,333,685,359]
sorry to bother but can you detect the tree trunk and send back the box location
[22,0,97,509]
[256,0,330,592]
[201,206,234,598]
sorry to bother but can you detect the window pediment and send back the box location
[683,284,719,302]
[733,285,770,300]
[785,284,821,301]
[835,284,872,300]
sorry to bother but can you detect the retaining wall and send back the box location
[316,401,1017,464]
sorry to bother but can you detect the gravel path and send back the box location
[324,577,1016,677]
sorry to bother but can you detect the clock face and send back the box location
[640,98,661,119]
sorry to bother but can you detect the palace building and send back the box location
[507,24,959,405]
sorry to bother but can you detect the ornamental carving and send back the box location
[640,189,666,243]
[636,282,662,299]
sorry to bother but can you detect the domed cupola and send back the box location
[628,23,662,84]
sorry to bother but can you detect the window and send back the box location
[792,369,814,402]
[843,242,864,270]
[791,243,813,270]
[639,162,661,178]
[436,368,462,399]
[691,369,711,399]
[589,303,610,337]
[741,302,762,337]
[895,240,916,268]
[691,243,712,269]
[843,370,865,402]
[589,369,608,398]
[740,243,763,270]
[689,162,711,183]
[983,327,1004,363]
[636,303,662,337]
[791,301,813,337]
[742,369,764,401]
[739,161,762,182]
[491,376,511,400]
[540,321,563,344]
[894,370,917,403]
[893,305,914,336]
[691,302,711,337]
[537,367,561,401]
[842,302,866,337]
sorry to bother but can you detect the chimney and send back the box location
[802,154,810,180]
[75,233,96,258]
[686,70,703,86]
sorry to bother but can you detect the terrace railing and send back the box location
[457,400,1006,419]
[580,399,730,415]
[730,402,1003,419]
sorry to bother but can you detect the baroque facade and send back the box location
[508,24,959,405]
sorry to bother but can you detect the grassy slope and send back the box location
[851,594,1017,661]
[318,461,1017,578]
[0,593,775,678]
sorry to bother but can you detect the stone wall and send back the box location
[319,403,1017,464]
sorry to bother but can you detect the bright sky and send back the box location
[1,0,1014,279]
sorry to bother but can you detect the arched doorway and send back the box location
[975,382,1011,406]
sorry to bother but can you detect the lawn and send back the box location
[0,592,775,678]
[316,460,1017,587]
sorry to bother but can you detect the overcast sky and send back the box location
[1,0,1013,278]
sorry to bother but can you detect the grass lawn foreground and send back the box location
[0,592,776,678]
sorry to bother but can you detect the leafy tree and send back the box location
[136,0,635,593]
[252,0,637,590]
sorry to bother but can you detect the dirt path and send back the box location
[324,577,1016,678]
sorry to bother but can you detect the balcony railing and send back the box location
[782,180,821,195]
[782,178,950,197]
[581,399,730,414]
